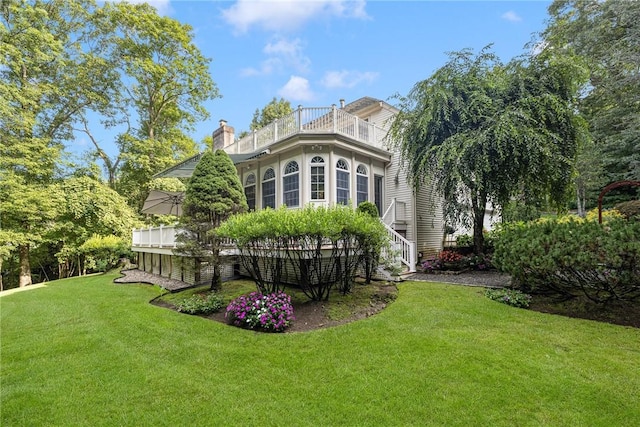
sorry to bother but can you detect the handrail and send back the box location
[225,105,388,154]
[381,221,417,273]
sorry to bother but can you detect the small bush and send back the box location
[438,250,464,263]
[421,257,442,272]
[225,291,295,332]
[485,288,532,308]
[455,234,473,247]
[175,292,224,315]
[615,200,640,221]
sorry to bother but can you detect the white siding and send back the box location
[415,183,445,259]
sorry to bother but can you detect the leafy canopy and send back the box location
[389,46,589,253]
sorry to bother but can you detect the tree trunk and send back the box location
[18,244,32,287]
[472,191,488,255]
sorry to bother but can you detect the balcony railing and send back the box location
[132,225,178,249]
[132,225,235,250]
[224,105,390,154]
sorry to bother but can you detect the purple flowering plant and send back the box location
[421,257,442,272]
[225,291,295,332]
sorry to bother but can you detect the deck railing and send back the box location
[132,214,417,273]
[225,105,389,154]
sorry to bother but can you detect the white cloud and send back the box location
[221,0,369,34]
[321,70,379,89]
[241,37,311,77]
[278,76,315,102]
[501,11,522,23]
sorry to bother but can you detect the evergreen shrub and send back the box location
[493,217,640,303]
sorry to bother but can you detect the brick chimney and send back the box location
[212,119,234,150]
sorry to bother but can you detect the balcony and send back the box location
[223,105,389,154]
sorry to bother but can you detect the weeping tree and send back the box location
[389,46,589,254]
[175,150,247,290]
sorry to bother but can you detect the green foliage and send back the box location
[175,292,224,315]
[455,234,473,247]
[356,201,379,218]
[615,200,640,221]
[493,217,640,303]
[250,97,293,131]
[389,46,588,254]
[176,150,247,289]
[485,288,532,308]
[544,1,640,202]
[79,235,131,273]
[217,205,389,300]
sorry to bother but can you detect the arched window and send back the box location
[262,168,276,209]
[283,160,299,207]
[356,164,368,205]
[336,159,350,205]
[244,173,256,211]
[310,156,325,200]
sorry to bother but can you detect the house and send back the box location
[131,97,446,285]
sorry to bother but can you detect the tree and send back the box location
[176,150,247,290]
[50,177,139,278]
[389,47,589,254]
[250,97,293,131]
[0,0,108,287]
[543,0,640,205]
[77,1,219,207]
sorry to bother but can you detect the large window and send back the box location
[310,156,325,200]
[356,164,368,205]
[336,159,350,205]
[262,168,276,209]
[283,160,300,207]
[244,173,256,211]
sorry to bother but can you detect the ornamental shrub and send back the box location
[615,200,640,221]
[217,205,390,300]
[493,217,640,303]
[485,288,532,308]
[175,292,224,315]
[438,250,464,263]
[225,291,295,332]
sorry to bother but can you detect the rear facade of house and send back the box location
[131,97,446,285]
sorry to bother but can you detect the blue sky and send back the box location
[75,0,552,158]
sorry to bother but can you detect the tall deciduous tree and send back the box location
[176,150,247,290]
[543,0,640,205]
[86,2,219,208]
[389,47,589,254]
[0,0,108,287]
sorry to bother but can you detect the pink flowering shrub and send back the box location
[225,291,295,332]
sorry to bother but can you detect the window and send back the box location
[336,159,350,205]
[244,173,256,211]
[262,168,276,209]
[356,164,368,206]
[374,174,383,216]
[283,160,299,207]
[310,156,325,200]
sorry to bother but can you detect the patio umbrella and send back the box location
[141,190,185,216]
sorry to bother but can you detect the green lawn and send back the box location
[2,272,639,426]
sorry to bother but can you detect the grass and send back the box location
[2,272,639,426]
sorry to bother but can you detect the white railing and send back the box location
[132,225,178,249]
[225,105,389,154]
[381,222,417,273]
[132,225,236,249]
